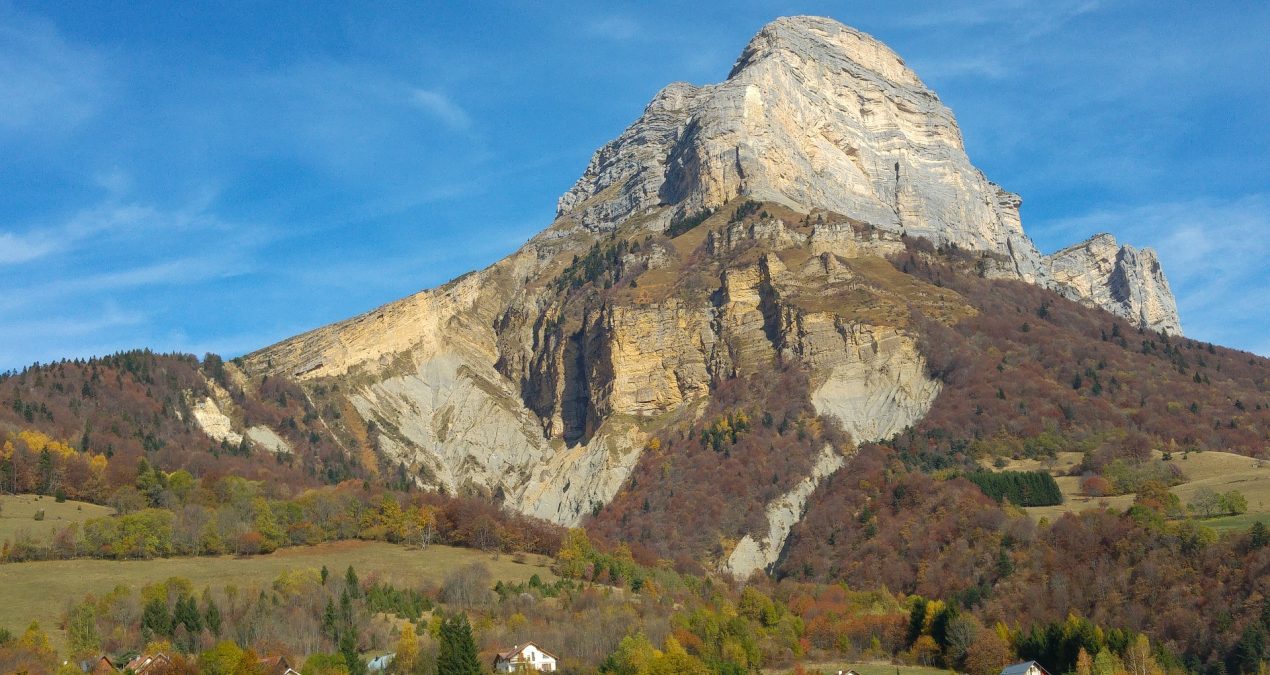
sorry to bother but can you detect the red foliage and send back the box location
[585,367,846,565]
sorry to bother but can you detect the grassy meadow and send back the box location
[0,493,114,542]
[0,540,555,649]
[1000,449,1270,525]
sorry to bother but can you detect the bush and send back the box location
[1081,475,1113,497]
[33,509,45,521]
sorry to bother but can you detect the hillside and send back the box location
[2,14,1268,675]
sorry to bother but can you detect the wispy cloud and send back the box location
[586,15,642,41]
[890,0,1101,33]
[0,231,58,264]
[409,89,472,130]
[0,6,109,136]
[1,196,245,267]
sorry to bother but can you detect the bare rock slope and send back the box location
[240,16,1182,542]
[1045,233,1182,335]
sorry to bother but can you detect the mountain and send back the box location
[237,15,1192,538]
[5,15,1270,666]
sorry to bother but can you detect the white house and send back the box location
[493,643,558,672]
[1001,661,1053,675]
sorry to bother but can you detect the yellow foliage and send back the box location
[18,430,77,458]
[4,429,109,474]
[18,621,53,655]
[395,621,419,671]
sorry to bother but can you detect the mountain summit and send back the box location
[237,16,1185,575]
[561,16,1046,280]
[558,16,1179,333]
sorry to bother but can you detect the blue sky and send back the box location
[2,0,1268,370]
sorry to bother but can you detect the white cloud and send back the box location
[410,89,472,130]
[0,7,109,135]
[0,231,58,264]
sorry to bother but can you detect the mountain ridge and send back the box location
[235,16,1192,551]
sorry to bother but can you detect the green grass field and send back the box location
[0,540,555,650]
[0,493,114,543]
[1201,511,1270,532]
[1001,450,1270,528]
[765,660,951,675]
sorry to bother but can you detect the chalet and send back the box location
[121,653,172,674]
[493,642,559,672]
[258,655,301,675]
[78,656,116,673]
[1002,661,1053,675]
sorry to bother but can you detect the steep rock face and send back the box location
[239,15,1182,536]
[1046,233,1182,335]
[559,16,1049,283]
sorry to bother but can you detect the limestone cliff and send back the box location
[1046,233,1182,335]
[560,16,1048,283]
[238,15,1183,542]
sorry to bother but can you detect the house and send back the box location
[493,643,559,672]
[258,655,301,675]
[1002,661,1053,675]
[367,653,396,672]
[78,656,116,673]
[120,653,172,674]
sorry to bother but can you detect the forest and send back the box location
[2,239,1269,673]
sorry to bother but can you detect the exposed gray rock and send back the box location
[559,15,1049,283]
[1046,233,1182,335]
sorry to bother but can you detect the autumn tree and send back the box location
[966,628,1013,675]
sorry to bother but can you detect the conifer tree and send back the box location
[437,614,481,675]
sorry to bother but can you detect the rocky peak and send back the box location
[556,15,1180,332]
[558,15,1049,283]
[1046,233,1182,335]
[727,16,923,87]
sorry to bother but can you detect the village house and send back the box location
[120,653,172,674]
[78,655,117,673]
[258,654,301,675]
[493,642,559,672]
[1001,661,1053,675]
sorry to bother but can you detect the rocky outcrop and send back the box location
[190,396,242,446]
[724,444,845,579]
[802,324,941,442]
[1046,233,1182,335]
[559,16,1049,283]
[189,393,294,455]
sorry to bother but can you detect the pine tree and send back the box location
[141,596,172,642]
[1250,521,1269,550]
[345,565,360,596]
[322,598,338,640]
[437,614,481,675]
[340,629,366,675]
[204,593,222,638]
